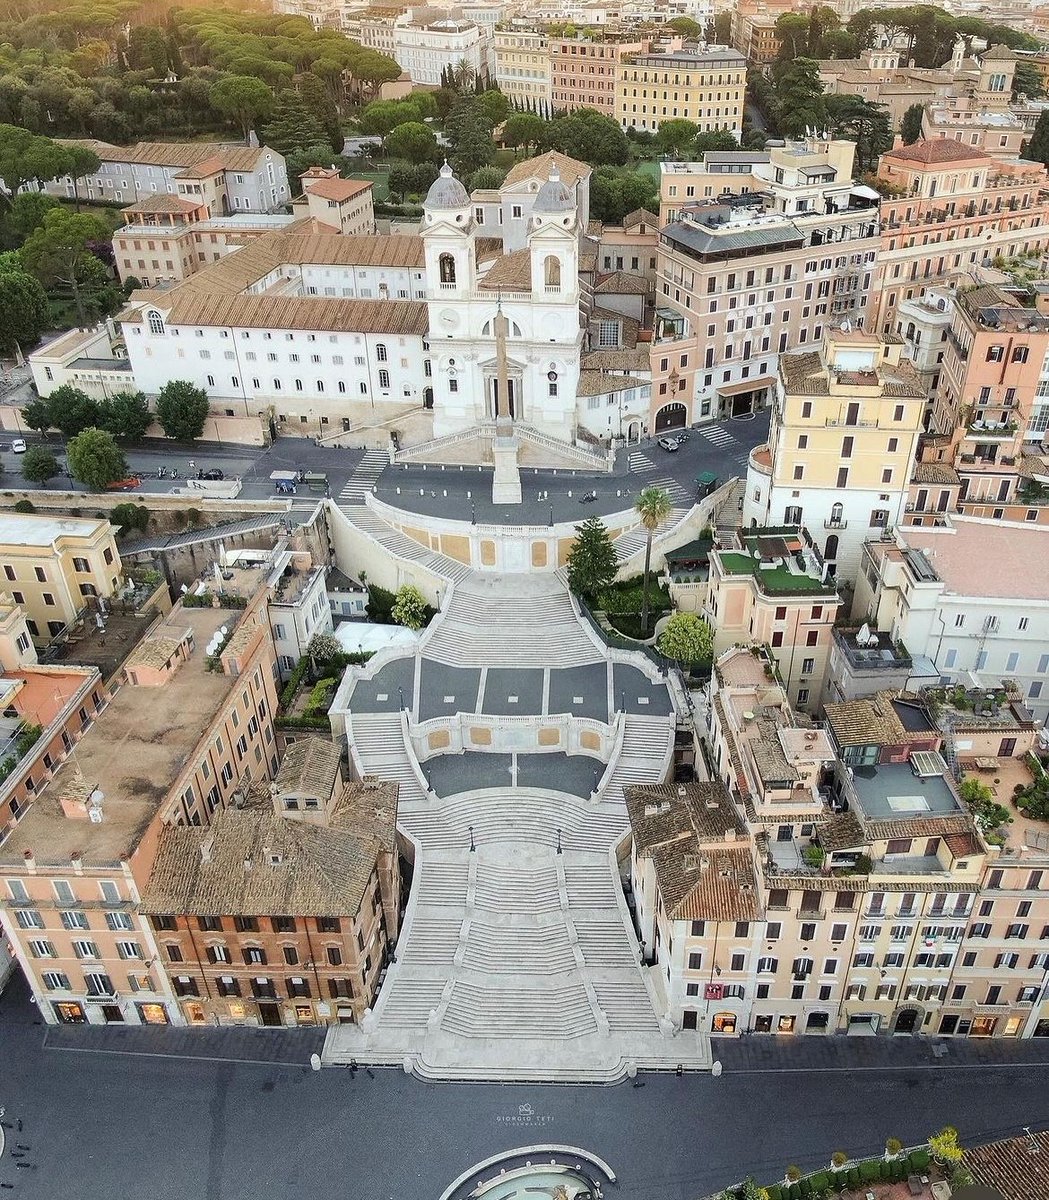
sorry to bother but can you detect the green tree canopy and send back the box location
[21,397,54,436]
[45,384,100,436]
[547,108,628,166]
[0,269,49,354]
[0,124,74,206]
[392,583,428,630]
[156,379,210,441]
[824,93,893,174]
[634,485,673,636]
[566,516,618,599]
[209,74,274,142]
[1024,109,1049,168]
[467,165,505,191]
[772,58,827,139]
[657,612,713,664]
[654,118,699,158]
[20,444,58,484]
[19,208,118,325]
[67,425,126,490]
[385,121,440,162]
[502,113,545,154]
[261,92,327,156]
[900,101,924,144]
[667,17,701,38]
[1013,60,1046,101]
[99,390,152,441]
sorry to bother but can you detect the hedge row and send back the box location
[763,1150,931,1200]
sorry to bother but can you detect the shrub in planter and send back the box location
[879,1160,893,1179]
[808,1172,829,1193]
[908,1150,931,1172]
[890,1159,907,1182]
[846,1167,861,1187]
[860,1161,880,1183]
[797,1178,812,1197]
[886,1137,903,1157]
[785,1185,801,1200]
[766,1187,783,1200]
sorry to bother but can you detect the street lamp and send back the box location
[397,685,404,710]
[468,825,475,852]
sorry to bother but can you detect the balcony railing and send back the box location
[823,518,848,529]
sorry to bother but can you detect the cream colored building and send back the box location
[705,528,840,713]
[743,328,926,583]
[292,171,375,237]
[494,30,552,108]
[0,514,121,645]
[614,46,746,136]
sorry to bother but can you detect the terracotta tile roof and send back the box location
[883,138,992,165]
[503,150,591,189]
[59,139,269,172]
[478,248,531,291]
[306,177,373,202]
[626,781,747,848]
[155,293,429,335]
[141,779,397,918]
[818,811,865,852]
[475,236,503,263]
[912,461,960,484]
[622,207,659,230]
[581,347,650,371]
[175,154,226,179]
[866,814,975,839]
[656,844,761,922]
[594,271,650,296]
[825,693,908,747]
[273,736,341,799]
[122,195,202,214]
[944,831,980,858]
[576,370,640,397]
[965,1129,1049,1200]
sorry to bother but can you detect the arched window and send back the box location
[830,502,843,526]
[147,310,164,335]
[376,344,387,362]
[544,255,561,290]
[825,534,839,562]
[439,253,456,285]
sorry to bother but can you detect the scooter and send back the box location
[580,490,597,503]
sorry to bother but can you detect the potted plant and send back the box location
[885,1137,903,1159]
[830,1151,848,1170]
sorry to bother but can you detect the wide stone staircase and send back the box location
[422,573,606,669]
[323,567,712,1081]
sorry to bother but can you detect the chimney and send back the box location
[23,848,35,872]
[243,857,252,872]
[724,828,736,842]
[200,834,214,865]
[70,851,83,874]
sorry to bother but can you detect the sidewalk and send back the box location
[714,1032,1049,1073]
[43,1022,325,1065]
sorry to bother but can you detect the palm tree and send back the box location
[451,58,476,92]
[634,485,673,637]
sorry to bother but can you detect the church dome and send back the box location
[425,161,469,210]
[533,160,575,214]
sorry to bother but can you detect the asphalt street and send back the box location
[0,412,768,523]
[4,973,1049,1200]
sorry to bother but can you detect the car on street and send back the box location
[11,439,26,454]
[105,476,141,491]
[200,468,224,481]
[657,436,680,452]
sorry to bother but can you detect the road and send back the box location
[3,973,1049,1200]
[0,414,769,522]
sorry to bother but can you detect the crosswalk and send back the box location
[646,474,692,505]
[339,448,388,502]
[697,425,736,448]
[627,450,658,473]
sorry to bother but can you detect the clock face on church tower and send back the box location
[439,309,459,330]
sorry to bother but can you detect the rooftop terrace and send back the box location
[848,761,962,823]
[716,530,834,597]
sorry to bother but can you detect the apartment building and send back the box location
[0,567,280,1025]
[871,140,1049,334]
[922,284,1049,517]
[494,30,552,108]
[704,527,839,713]
[743,328,926,582]
[631,661,994,1038]
[140,739,399,1027]
[0,662,104,833]
[818,49,956,131]
[825,625,938,704]
[550,36,647,115]
[292,171,375,237]
[730,0,791,64]
[0,514,121,645]
[392,16,490,86]
[262,547,333,678]
[112,195,299,288]
[595,208,659,280]
[48,140,290,213]
[853,517,1049,721]
[614,46,746,136]
[652,137,878,430]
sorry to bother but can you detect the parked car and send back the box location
[200,468,224,481]
[11,438,26,454]
[657,436,680,452]
[105,476,141,491]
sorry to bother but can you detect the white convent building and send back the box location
[29,153,652,455]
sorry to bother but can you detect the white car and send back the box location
[11,439,26,454]
[657,436,680,452]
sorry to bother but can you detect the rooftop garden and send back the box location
[0,723,43,787]
[718,551,831,596]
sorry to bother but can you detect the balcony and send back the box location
[824,417,878,428]
[966,421,1017,440]
[748,445,772,477]
[823,518,848,529]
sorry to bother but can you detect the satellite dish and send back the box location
[89,789,104,806]
[219,626,229,637]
